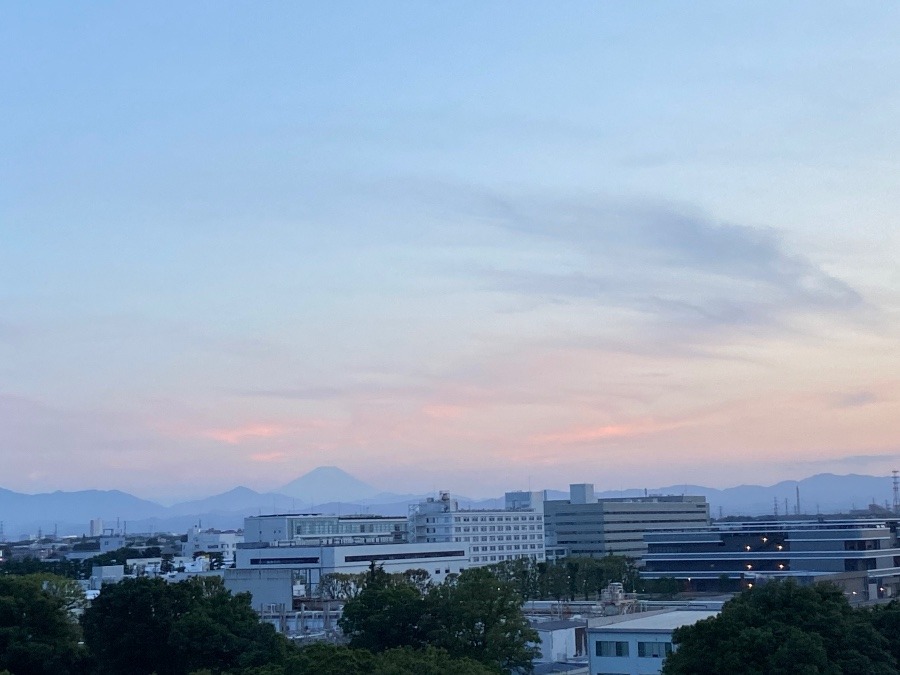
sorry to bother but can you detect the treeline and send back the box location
[485,554,641,601]
[319,554,641,604]
[0,565,538,675]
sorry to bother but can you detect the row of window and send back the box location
[460,534,541,542]
[471,553,545,562]
[472,544,542,552]
[595,640,673,658]
[456,515,542,523]
[455,524,540,532]
[423,515,542,524]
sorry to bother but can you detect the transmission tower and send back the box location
[892,470,899,513]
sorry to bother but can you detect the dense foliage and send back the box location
[81,576,288,675]
[0,575,87,674]
[19,564,900,675]
[339,565,539,674]
[486,554,637,601]
[663,580,899,674]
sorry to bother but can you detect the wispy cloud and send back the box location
[249,451,288,463]
[476,196,864,327]
[203,424,287,445]
[832,391,878,409]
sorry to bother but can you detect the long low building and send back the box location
[642,518,900,597]
[235,540,470,596]
[244,514,408,546]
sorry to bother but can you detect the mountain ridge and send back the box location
[0,469,895,538]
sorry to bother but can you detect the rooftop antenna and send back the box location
[795,486,801,516]
[774,497,779,517]
[784,498,789,517]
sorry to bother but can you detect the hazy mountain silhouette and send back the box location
[0,470,896,538]
[278,466,383,503]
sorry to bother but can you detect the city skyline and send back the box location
[2,3,899,501]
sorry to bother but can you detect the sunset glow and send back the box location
[2,3,899,501]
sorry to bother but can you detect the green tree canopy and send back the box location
[338,565,537,674]
[81,576,289,675]
[663,580,897,675]
[423,567,539,673]
[0,575,87,675]
[338,566,426,652]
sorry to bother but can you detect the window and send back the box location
[596,641,629,657]
[638,641,672,658]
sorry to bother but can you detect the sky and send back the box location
[2,2,899,502]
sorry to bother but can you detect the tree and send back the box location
[81,577,179,674]
[663,580,897,675]
[373,646,498,675]
[0,575,87,674]
[423,567,539,674]
[81,576,290,675]
[868,600,900,666]
[284,643,376,675]
[338,567,426,652]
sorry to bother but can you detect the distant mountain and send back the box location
[0,488,164,523]
[0,488,167,538]
[1,469,896,539]
[167,487,299,517]
[278,466,383,503]
[586,473,893,517]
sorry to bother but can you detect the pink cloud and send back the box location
[249,451,288,463]
[422,404,465,420]
[530,419,688,445]
[203,424,287,444]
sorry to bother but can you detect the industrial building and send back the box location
[234,540,470,596]
[642,518,900,597]
[543,484,710,559]
[244,513,408,545]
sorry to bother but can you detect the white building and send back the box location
[182,527,244,564]
[532,619,588,664]
[244,514,408,546]
[408,491,545,566]
[234,540,470,596]
[588,609,718,675]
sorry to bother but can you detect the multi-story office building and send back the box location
[244,513,408,546]
[543,484,710,560]
[642,518,900,597]
[408,491,545,566]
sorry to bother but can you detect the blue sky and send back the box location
[2,2,899,500]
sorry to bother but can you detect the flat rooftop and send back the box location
[589,609,719,633]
